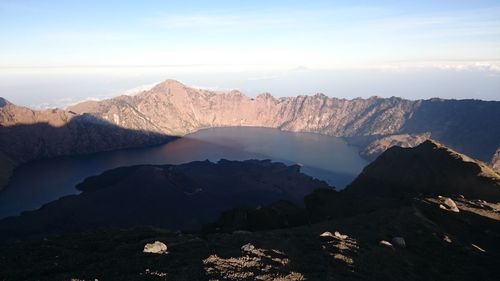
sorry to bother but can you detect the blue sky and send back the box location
[0,0,499,105]
[2,0,500,69]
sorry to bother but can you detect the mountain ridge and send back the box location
[67,79,500,162]
[347,139,500,201]
[1,79,499,190]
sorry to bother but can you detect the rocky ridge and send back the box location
[68,80,500,165]
[1,79,499,190]
[347,140,500,201]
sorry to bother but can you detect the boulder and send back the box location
[379,240,393,248]
[143,241,168,254]
[334,231,348,240]
[439,197,460,213]
[320,231,334,238]
[320,231,348,240]
[444,198,459,211]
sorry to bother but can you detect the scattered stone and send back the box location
[320,231,334,238]
[471,244,486,252]
[379,240,393,248]
[443,234,452,243]
[458,194,465,199]
[391,237,406,248]
[143,241,168,254]
[144,269,168,277]
[241,243,255,253]
[240,243,265,256]
[320,231,348,240]
[334,231,348,240]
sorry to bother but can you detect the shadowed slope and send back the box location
[346,140,500,201]
[0,159,329,240]
[0,100,174,190]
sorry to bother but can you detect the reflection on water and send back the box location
[0,127,367,218]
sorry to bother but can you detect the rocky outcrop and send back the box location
[143,241,168,254]
[346,140,500,201]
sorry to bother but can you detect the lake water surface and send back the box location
[0,127,368,219]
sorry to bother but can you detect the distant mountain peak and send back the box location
[150,79,187,93]
[0,97,10,108]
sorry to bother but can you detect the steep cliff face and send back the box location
[68,80,500,163]
[69,80,418,137]
[346,140,500,201]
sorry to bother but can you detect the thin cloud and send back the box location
[144,14,294,29]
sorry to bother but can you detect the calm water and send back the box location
[0,127,367,219]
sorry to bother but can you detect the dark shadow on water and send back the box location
[0,126,367,219]
[0,114,175,217]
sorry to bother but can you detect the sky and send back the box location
[1,0,500,107]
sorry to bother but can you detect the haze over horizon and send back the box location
[1,0,500,107]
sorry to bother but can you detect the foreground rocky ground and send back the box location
[1,195,498,281]
[1,140,499,280]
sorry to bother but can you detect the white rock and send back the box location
[143,241,168,254]
[241,243,255,253]
[379,240,393,248]
[320,231,334,237]
[320,231,348,240]
[471,243,486,252]
[443,198,460,213]
[443,235,452,243]
[334,231,348,240]
[391,237,406,248]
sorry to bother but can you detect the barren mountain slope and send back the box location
[347,140,500,201]
[69,80,500,163]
